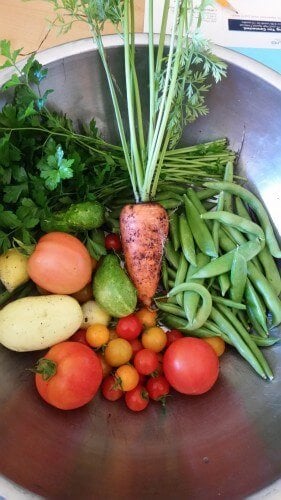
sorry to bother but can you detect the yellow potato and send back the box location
[0,248,29,292]
[0,295,83,352]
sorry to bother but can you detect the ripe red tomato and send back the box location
[69,329,90,346]
[101,375,123,401]
[129,338,143,358]
[125,385,149,412]
[166,329,183,348]
[34,342,102,410]
[133,348,159,376]
[105,233,122,252]
[28,232,92,294]
[146,376,170,401]
[116,314,143,340]
[163,337,219,395]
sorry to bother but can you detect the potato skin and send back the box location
[0,295,83,352]
[0,248,29,292]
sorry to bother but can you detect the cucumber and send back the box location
[41,201,105,232]
[93,254,137,318]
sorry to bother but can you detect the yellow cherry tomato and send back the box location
[141,326,167,353]
[86,324,110,348]
[104,338,133,367]
[135,307,157,328]
[204,337,226,357]
[115,365,140,392]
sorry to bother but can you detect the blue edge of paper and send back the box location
[230,47,281,74]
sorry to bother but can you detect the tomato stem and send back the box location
[33,358,57,381]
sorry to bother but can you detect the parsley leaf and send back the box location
[37,144,75,190]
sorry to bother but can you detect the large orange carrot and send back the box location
[120,203,169,307]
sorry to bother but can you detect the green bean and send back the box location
[251,335,280,347]
[237,310,251,331]
[218,272,231,296]
[174,253,189,306]
[258,246,281,296]
[179,213,197,266]
[164,239,180,269]
[161,258,169,292]
[230,250,247,303]
[204,181,281,258]
[213,184,225,254]
[244,279,268,333]
[184,195,217,258]
[211,295,246,310]
[204,320,232,343]
[192,239,263,279]
[184,253,210,324]
[158,312,222,340]
[202,211,265,242]
[169,211,181,251]
[168,283,212,330]
[216,304,273,379]
[247,261,281,328]
[210,307,267,379]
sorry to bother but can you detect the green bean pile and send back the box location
[157,164,281,380]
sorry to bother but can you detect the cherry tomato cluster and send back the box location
[69,307,224,412]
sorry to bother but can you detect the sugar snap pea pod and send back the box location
[156,191,182,202]
[216,304,273,380]
[168,283,212,331]
[164,239,180,269]
[244,279,268,333]
[184,253,210,324]
[222,225,263,272]
[196,188,218,201]
[218,272,231,296]
[160,199,182,210]
[246,306,268,338]
[174,253,189,306]
[235,196,252,221]
[155,300,186,318]
[210,307,267,379]
[211,295,246,310]
[179,213,197,266]
[167,267,176,280]
[213,184,225,254]
[169,211,181,251]
[202,211,265,242]
[258,246,281,296]
[192,239,263,279]
[161,258,169,291]
[237,310,251,331]
[184,195,218,258]
[185,188,213,231]
[158,312,222,340]
[247,261,281,328]
[222,161,234,212]
[204,181,281,258]
[230,250,247,304]
[251,335,280,347]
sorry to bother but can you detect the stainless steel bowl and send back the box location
[0,36,281,499]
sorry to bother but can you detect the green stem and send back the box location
[148,0,155,152]
[123,0,143,199]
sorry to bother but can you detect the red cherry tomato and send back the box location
[105,233,122,252]
[163,337,219,395]
[116,314,143,340]
[129,338,143,358]
[101,375,123,401]
[34,342,102,410]
[146,376,170,401]
[166,329,183,348]
[125,385,149,412]
[69,329,90,346]
[133,349,159,376]
[28,232,92,294]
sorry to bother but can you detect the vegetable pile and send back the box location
[0,0,280,412]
